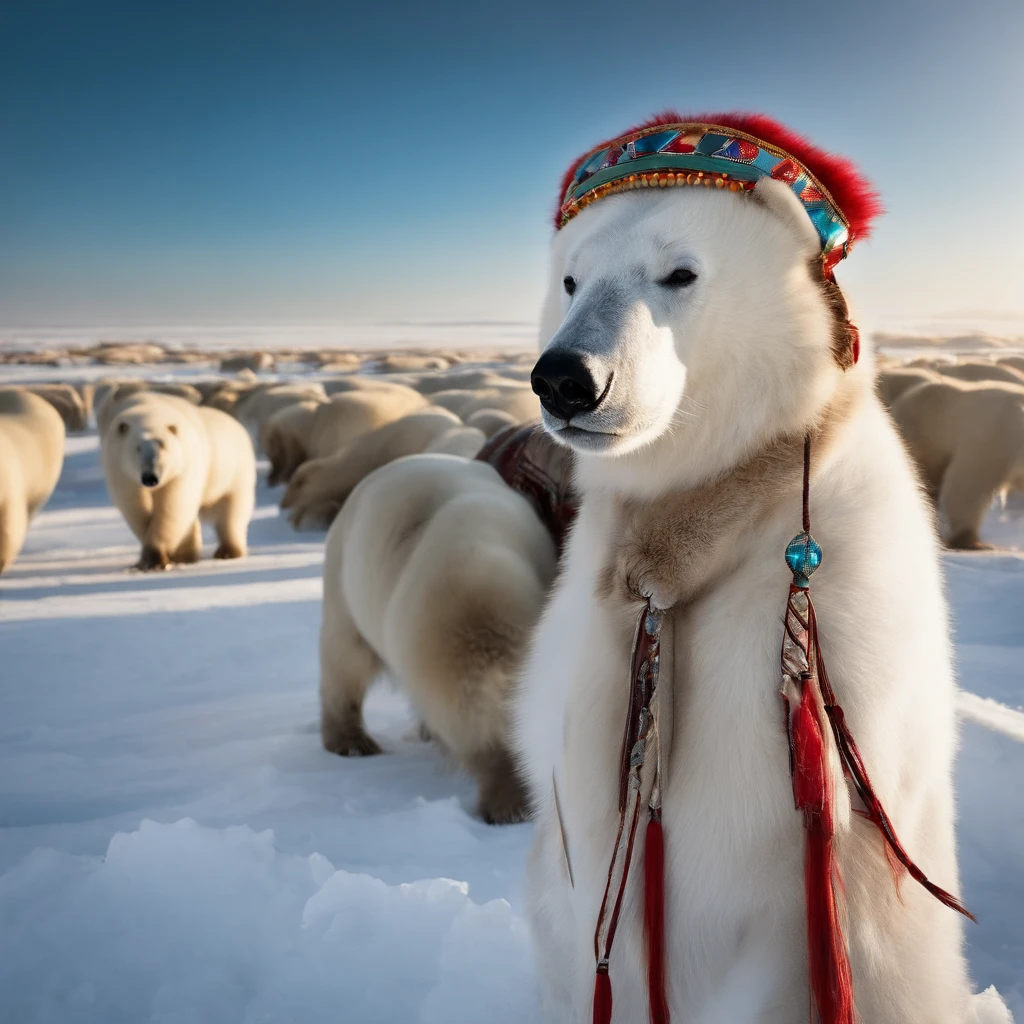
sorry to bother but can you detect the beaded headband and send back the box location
[556,112,881,275]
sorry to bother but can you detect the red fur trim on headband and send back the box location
[555,111,882,241]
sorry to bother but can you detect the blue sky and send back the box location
[0,0,1021,329]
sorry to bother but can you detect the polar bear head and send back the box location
[110,401,188,490]
[531,179,862,495]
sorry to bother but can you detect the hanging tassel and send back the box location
[805,600,976,922]
[781,434,974,1024]
[644,809,670,1024]
[592,603,667,1024]
[784,582,855,1024]
[593,962,613,1024]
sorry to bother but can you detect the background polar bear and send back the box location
[890,377,1024,550]
[319,454,557,824]
[515,119,978,1023]
[281,406,480,528]
[0,389,66,573]
[304,384,426,461]
[102,392,256,570]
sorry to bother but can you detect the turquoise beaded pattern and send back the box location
[785,532,822,589]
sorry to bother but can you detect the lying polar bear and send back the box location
[0,389,66,573]
[319,453,558,824]
[102,392,256,570]
[281,406,476,528]
[890,376,1024,549]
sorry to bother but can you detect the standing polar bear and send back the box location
[319,454,558,824]
[0,389,66,573]
[102,392,256,570]
[516,113,981,1023]
[890,377,1024,549]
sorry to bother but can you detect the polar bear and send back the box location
[234,383,326,445]
[412,369,532,395]
[305,385,426,461]
[0,389,66,573]
[281,406,464,528]
[319,453,557,823]
[465,407,521,438]
[876,366,941,408]
[890,377,1024,549]
[321,376,419,396]
[516,118,975,1022]
[428,386,540,423]
[937,361,1024,386]
[102,392,256,570]
[24,383,88,432]
[262,399,322,486]
[423,424,487,457]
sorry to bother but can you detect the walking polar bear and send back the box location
[516,114,980,1023]
[890,377,1024,549]
[319,454,557,824]
[0,389,66,573]
[102,392,256,570]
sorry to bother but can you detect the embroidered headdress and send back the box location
[556,111,882,277]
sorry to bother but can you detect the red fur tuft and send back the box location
[554,111,882,242]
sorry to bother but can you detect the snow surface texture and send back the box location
[0,433,1020,1022]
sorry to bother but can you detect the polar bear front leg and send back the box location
[138,484,196,570]
[211,488,253,560]
[0,496,28,575]
[173,520,203,564]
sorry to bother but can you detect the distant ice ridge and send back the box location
[0,818,539,1024]
[0,321,541,353]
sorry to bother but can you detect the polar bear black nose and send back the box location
[531,351,606,421]
[141,471,159,488]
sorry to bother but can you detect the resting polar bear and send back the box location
[0,389,66,573]
[102,393,256,570]
[516,140,974,1019]
[890,377,1024,549]
[281,406,467,528]
[262,399,322,486]
[305,385,426,460]
[320,454,556,823]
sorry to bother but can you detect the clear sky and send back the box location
[0,0,1021,331]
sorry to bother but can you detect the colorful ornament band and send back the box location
[558,122,851,267]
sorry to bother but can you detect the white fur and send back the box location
[516,182,972,1021]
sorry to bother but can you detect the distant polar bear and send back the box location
[428,387,541,423]
[305,385,426,461]
[102,392,256,570]
[0,389,66,573]
[262,399,322,486]
[24,384,88,432]
[281,406,465,528]
[937,361,1024,386]
[876,367,941,408]
[891,377,1024,549]
[320,454,557,823]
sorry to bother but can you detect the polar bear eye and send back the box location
[117,421,129,435]
[661,267,697,288]
[563,276,576,296]
[167,424,178,436]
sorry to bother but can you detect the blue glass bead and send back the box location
[785,532,822,586]
[644,611,661,636]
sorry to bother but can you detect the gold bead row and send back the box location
[561,170,754,226]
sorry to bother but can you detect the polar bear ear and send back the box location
[752,177,821,260]
[117,421,129,435]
